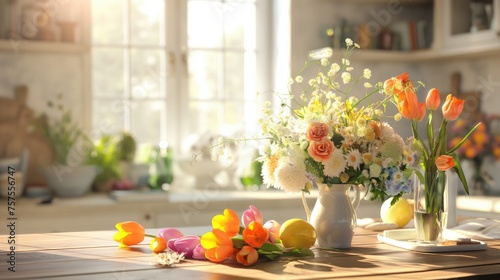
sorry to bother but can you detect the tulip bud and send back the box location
[235,246,259,266]
[435,155,456,171]
[158,228,184,242]
[241,205,263,228]
[263,220,281,243]
[442,94,464,121]
[426,88,440,110]
[192,243,207,260]
[171,235,201,258]
[150,237,167,253]
[113,221,145,246]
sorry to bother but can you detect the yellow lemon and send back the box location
[380,197,413,228]
[279,218,316,248]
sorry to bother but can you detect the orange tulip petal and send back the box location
[205,246,234,262]
[242,222,269,248]
[150,237,167,253]
[236,246,259,266]
[442,94,464,121]
[435,155,456,171]
[201,229,234,262]
[426,88,440,110]
[116,221,145,234]
[114,221,145,246]
[212,209,240,237]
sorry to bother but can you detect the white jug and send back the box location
[304,184,360,249]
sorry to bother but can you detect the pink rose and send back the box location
[306,122,329,141]
[308,137,334,163]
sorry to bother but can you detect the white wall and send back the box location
[0,52,85,125]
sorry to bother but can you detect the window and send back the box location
[91,0,270,155]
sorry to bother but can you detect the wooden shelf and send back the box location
[310,45,500,62]
[0,39,88,54]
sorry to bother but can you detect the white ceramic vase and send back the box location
[304,183,360,249]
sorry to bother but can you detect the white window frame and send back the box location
[90,0,276,152]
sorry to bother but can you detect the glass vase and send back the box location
[413,170,448,242]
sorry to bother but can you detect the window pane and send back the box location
[130,100,164,145]
[130,48,166,98]
[224,2,256,49]
[93,100,125,138]
[187,1,223,48]
[188,101,221,133]
[92,48,124,98]
[224,52,244,99]
[91,0,125,44]
[130,0,165,45]
[223,101,244,127]
[188,50,221,99]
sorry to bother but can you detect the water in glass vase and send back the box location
[414,211,447,242]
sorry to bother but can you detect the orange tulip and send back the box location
[235,246,259,266]
[383,72,411,96]
[426,88,440,110]
[113,221,145,246]
[242,221,269,248]
[212,209,241,237]
[435,155,456,171]
[442,94,464,121]
[397,90,426,121]
[150,237,167,253]
[201,229,234,263]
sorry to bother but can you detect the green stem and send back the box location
[145,234,157,238]
[412,121,429,160]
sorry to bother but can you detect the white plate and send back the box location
[377,233,487,252]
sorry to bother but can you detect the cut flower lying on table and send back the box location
[113,205,314,267]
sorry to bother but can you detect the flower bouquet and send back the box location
[257,39,415,203]
[246,39,419,248]
[383,73,480,241]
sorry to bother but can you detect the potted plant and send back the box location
[38,97,99,197]
[85,135,122,192]
[116,131,137,181]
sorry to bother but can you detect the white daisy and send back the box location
[345,149,362,170]
[392,170,404,183]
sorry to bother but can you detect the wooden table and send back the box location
[1,228,500,280]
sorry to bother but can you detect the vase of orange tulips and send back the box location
[384,73,480,242]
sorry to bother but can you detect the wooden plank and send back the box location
[1,230,500,279]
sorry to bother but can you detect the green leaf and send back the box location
[263,253,280,260]
[258,242,284,255]
[448,122,482,154]
[427,111,434,152]
[283,247,315,257]
[231,237,247,249]
[451,153,469,195]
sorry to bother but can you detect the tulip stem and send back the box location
[145,234,157,238]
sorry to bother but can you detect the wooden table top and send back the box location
[1,228,500,280]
